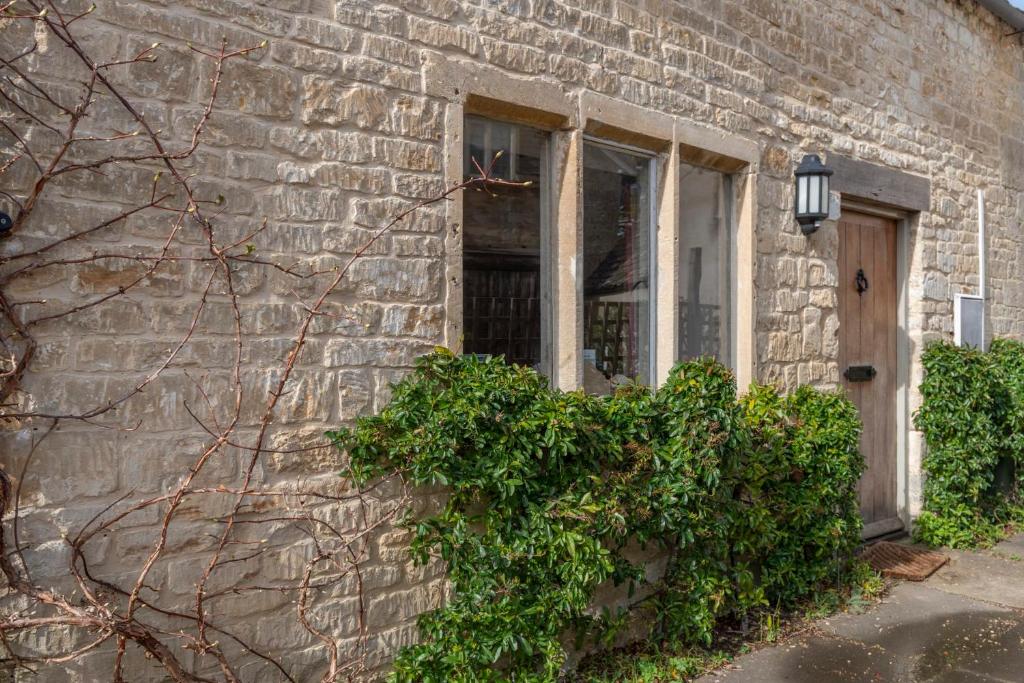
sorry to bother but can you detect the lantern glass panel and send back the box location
[798,175,808,214]
[821,175,830,213]
[808,175,820,214]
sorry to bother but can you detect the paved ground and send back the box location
[697,534,1024,683]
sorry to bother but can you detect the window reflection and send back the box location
[679,163,731,367]
[582,142,654,395]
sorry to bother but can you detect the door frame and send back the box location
[839,198,913,538]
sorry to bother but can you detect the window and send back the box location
[678,163,732,366]
[581,140,656,395]
[462,116,549,374]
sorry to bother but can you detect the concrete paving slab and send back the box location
[820,582,1020,676]
[928,550,1024,609]
[696,541,1024,683]
[820,582,1013,650]
[699,635,905,683]
[953,620,1024,682]
[912,611,1023,682]
[991,533,1024,559]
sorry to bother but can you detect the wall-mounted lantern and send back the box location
[794,154,833,235]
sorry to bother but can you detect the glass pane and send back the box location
[797,175,809,214]
[465,117,518,179]
[679,163,731,367]
[808,174,821,214]
[582,142,653,395]
[462,117,547,373]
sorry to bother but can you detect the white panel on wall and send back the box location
[954,293,984,350]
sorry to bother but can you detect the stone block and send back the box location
[340,55,421,93]
[55,299,147,336]
[16,431,118,505]
[362,34,421,68]
[264,368,339,421]
[104,1,264,54]
[321,226,389,257]
[225,150,280,183]
[351,197,447,233]
[387,95,444,141]
[323,339,434,368]
[301,77,388,128]
[407,16,479,55]
[366,585,439,627]
[392,173,446,199]
[379,304,444,339]
[269,127,374,162]
[373,139,442,172]
[122,40,199,101]
[481,38,548,73]
[271,41,343,75]
[208,61,297,120]
[312,163,391,193]
[400,0,460,19]
[294,17,359,51]
[173,108,269,148]
[181,0,292,35]
[308,301,383,336]
[302,598,364,639]
[347,257,443,302]
[260,186,347,222]
[337,368,373,420]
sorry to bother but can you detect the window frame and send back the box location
[439,83,758,393]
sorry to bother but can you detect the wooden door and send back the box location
[838,212,901,539]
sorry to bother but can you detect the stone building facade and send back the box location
[2,0,1023,679]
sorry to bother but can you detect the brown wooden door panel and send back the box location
[838,212,900,537]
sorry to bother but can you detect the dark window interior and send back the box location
[462,117,546,371]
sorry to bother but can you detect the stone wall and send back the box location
[1,0,1022,680]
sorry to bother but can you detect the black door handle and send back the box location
[844,365,876,382]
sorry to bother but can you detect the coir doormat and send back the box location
[861,541,949,581]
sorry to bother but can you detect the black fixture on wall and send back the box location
[794,154,833,236]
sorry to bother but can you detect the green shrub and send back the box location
[737,385,864,606]
[329,350,865,681]
[914,339,1024,548]
[991,339,1024,471]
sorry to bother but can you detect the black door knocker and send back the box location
[855,268,869,296]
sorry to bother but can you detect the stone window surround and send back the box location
[430,59,758,392]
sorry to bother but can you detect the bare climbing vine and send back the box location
[0,2,519,680]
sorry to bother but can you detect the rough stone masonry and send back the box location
[0,0,1022,680]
